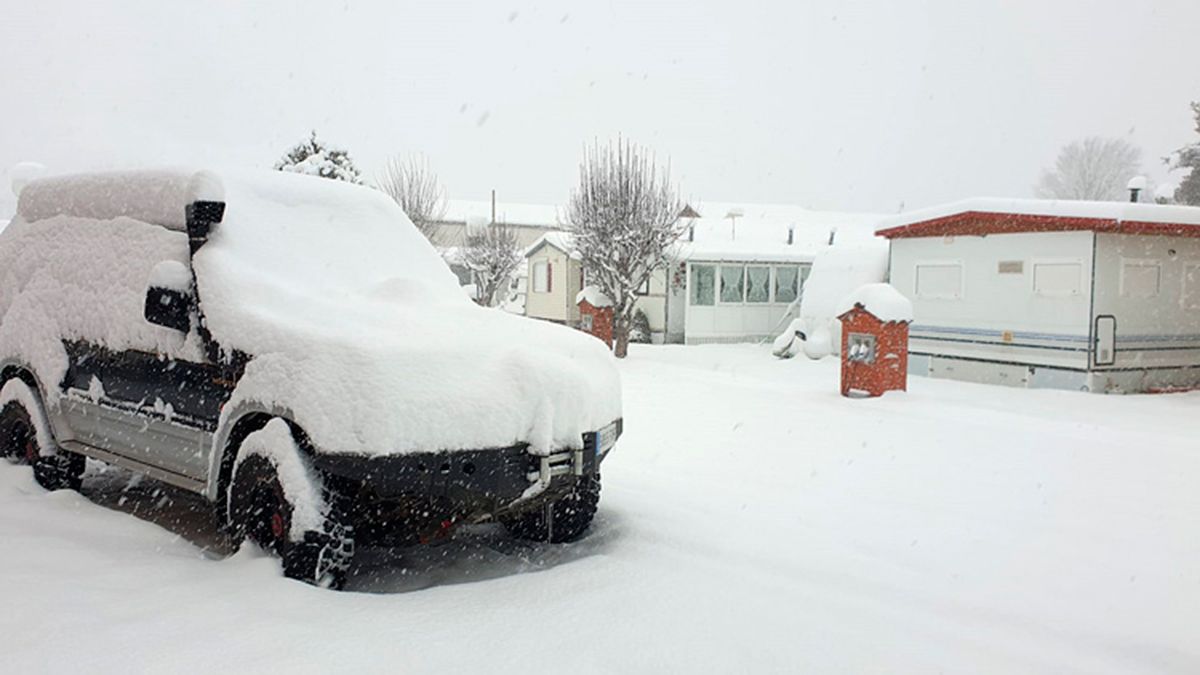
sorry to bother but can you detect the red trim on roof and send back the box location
[876,211,1200,239]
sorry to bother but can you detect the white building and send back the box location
[432,198,559,249]
[878,198,1200,393]
[521,202,883,344]
[670,204,881,344]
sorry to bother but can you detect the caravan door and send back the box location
[1094,315,1116,367]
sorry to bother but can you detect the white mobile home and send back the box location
[879,199,1200,393]
[671,206,882,344]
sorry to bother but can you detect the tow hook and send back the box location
[418,518,457,545]
[535,449,585,488]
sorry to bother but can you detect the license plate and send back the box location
[596,421,619,459]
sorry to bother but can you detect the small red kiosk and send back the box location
[576,286,614,348]
[837,283,913,398]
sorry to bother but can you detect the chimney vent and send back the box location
[1127,175,1147,203]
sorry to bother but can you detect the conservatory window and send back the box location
[746,266,770,303]
[775,266,799,304]
[715,265,744,302]
[720,265,745,303]
[690,265,715,306]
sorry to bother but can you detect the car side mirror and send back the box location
[144,261,194,332]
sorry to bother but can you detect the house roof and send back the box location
[876,198,1200,239]
[516,201,886,264]
[524,231,580,259]
[440,199,561,228]
[677,209,883,263]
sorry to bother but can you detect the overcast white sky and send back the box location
[2,0,1198,217]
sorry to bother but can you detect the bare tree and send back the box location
[463,222,522,308]
[1035,136,1142,201]
[376,155,448,245]
[566,138,685,358]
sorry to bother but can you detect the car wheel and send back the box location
[502,473,601,543]
[0,398,83,492]
[229,454,353,590]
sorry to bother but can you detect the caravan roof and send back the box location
[877,198,1200,239]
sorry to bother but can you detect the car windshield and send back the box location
[193,171,463,311]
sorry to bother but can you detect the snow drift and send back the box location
[773,240,890,359]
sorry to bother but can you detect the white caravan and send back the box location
[879,198,1200,393]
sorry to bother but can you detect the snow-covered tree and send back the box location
[376,155,447,245]
[1035,136,1141,201]
[462,222,522,308]
[274,130,362,184]
[566,139,684,358]
[630,309,652,344]
[1171,102,1200,206]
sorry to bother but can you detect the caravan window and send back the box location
[1120,259,1161,298]
[1032,261,1082,296]
[1184,263,1200,309]
[915,262,962,299]
[775,266,799,304]
[690,265,715,306]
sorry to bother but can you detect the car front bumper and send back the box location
[310,418,623,508]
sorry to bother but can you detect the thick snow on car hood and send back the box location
[192,172,620,457]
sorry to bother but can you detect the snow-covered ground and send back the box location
[2,344,1198,673]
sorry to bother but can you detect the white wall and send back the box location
[436,222,555,249]
[1093,233,1200,371]
[889,231,1094,370]
[632,268,669,338]
[524,246,580,324]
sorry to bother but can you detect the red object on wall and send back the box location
[838,304,910,397]
[578,299,613,348]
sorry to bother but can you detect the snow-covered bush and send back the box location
[630,309,651,344]
[274,130,363,184]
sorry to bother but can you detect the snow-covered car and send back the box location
[0,169,622,588]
